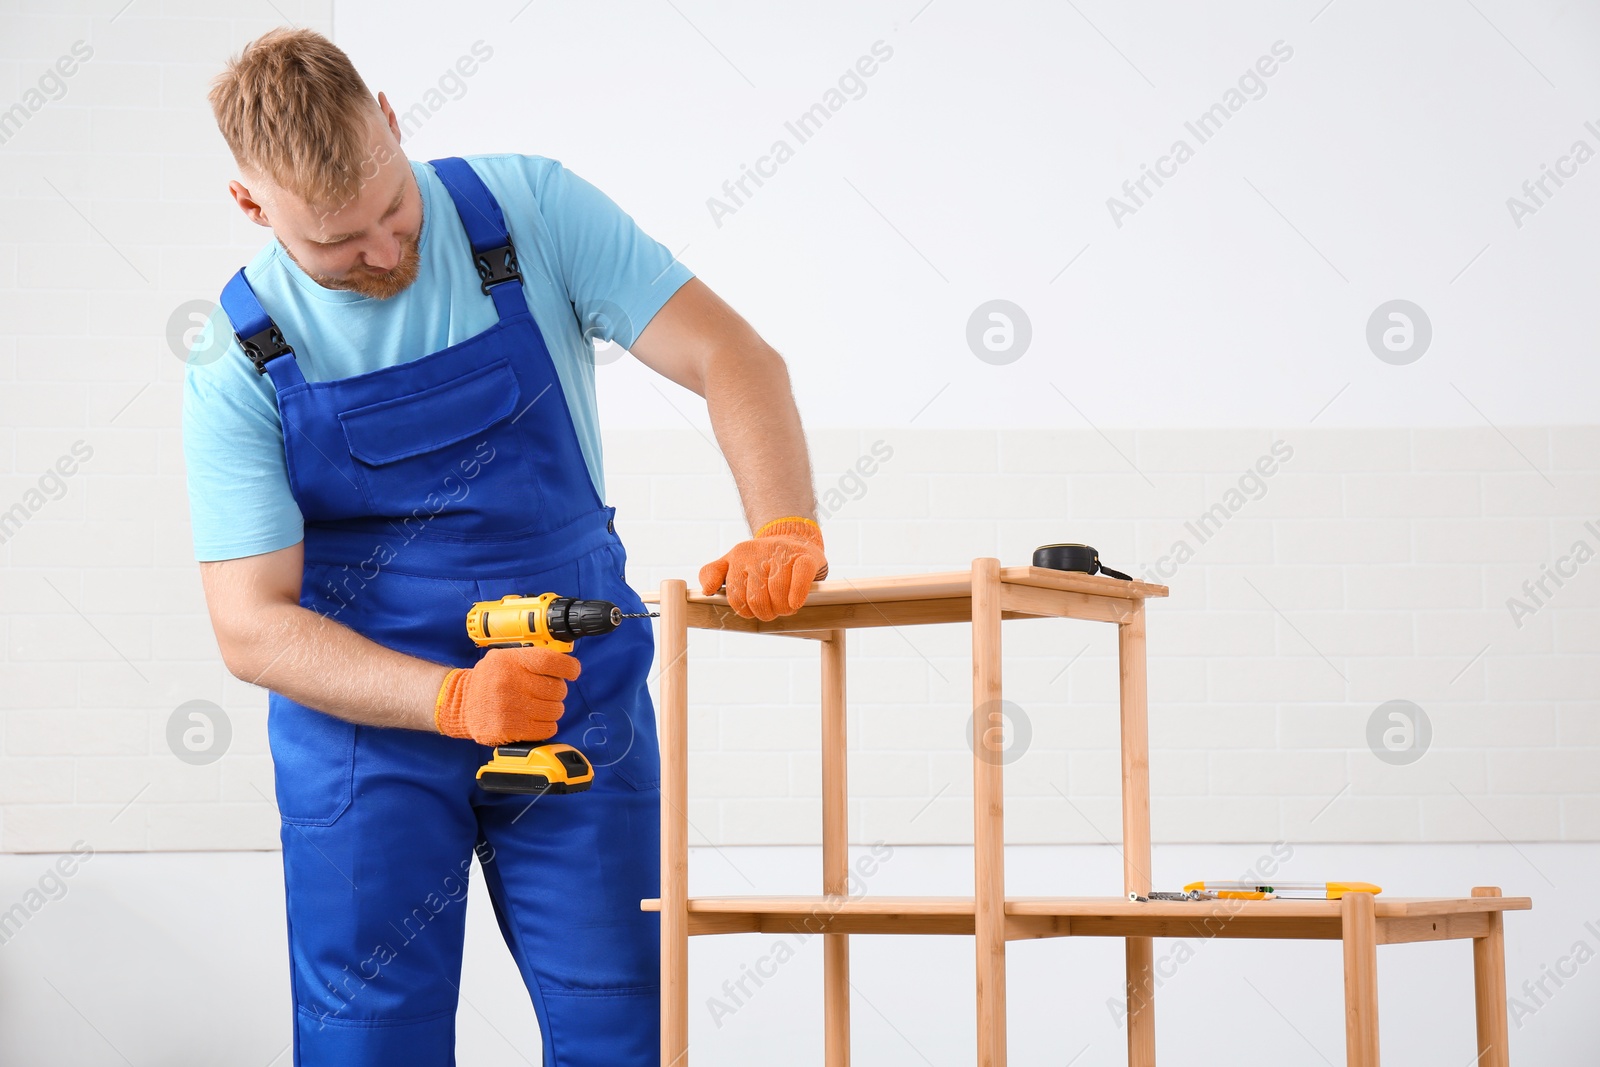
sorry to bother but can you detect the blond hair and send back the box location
[208,28,378,208]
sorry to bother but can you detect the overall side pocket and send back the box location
[266,692,357,826]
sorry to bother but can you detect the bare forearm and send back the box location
[704,344,818,531]
[221,602,449,732]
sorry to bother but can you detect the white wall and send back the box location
[2,1,1596,1063]
[611,424,1600,849]
[343,0,1600,429]
[1,0,338,853]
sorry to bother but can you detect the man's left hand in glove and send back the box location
[698,516,828,621]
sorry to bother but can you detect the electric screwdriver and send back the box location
[464,593,656,795]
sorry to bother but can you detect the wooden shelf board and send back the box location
[643,893,1529,918]
[641,894,976,936]
[640,566,1169,609]
[1008,894,1531,919]
[639,567,1166,633]
[643,894,974,916]
[640,894,1530,943]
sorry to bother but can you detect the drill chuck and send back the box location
[545,597,623,641]
[466,593,653,650]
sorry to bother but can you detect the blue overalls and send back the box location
[217,157,661,1066]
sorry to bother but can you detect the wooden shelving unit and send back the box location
[640,559,1530,1066]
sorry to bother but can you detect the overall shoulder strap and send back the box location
[429,156,529,320]
[218,267,306,390]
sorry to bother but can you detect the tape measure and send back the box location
[1032,543,1133,582]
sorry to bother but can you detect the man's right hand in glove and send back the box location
[433,647,582,747]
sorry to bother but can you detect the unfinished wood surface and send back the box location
[658,579,690,1067]
[641,892,1531,919]
[1124,936,1155,1067]
[999,581,1137,624]
[636,567,1168,634]
[821,630,850,1067]
[996,566,1167,600]
[972,558,1008,1067]
[1118,600,1156,1067]
[1342,890,1381,1067]
[1005,895,1531,919]
[1004,914,1073,940]
[1471,886,1511,1067]
[639,566,1169,609]
[677,596,985,634]
[641,894,979,916]
[637,893,1530,941]
[1023,914,1340,941]
[1376,912,1491,944]
[640,894,979,936]
[666,596,1138,635]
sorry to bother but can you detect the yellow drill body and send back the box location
[465,593,624,795]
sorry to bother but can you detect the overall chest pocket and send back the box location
[337,359,542,535]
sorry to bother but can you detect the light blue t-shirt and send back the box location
[182,154,693,562]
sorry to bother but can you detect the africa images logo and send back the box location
[1105,41,1295,228]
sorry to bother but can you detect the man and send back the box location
[186,27,828,1066]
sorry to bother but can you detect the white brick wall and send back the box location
[0,0,333,851]
[5,416,1598,850]
[606,425,1600,849]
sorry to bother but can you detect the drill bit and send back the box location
[620,612,659,618]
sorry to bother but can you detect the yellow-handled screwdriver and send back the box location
[464,593,657,795]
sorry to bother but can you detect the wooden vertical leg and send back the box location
[1471,886,1510,1067]
[1341,890,1380,1067]
[1123,940,1155,1065]
[821,629,851,1067]
[1118,601,1156,1067]
[659,579,690,1067]
[971,558,1007,1067]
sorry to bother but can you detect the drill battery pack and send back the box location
[476,741,595,795]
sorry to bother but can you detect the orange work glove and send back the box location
[698,516,829,621]
[434,646,582,747]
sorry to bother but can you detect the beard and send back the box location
[284,230,422,300]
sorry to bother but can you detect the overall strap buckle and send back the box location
[474,243,522,295]
[429,157,529,314]
[220,267,298,377]
[240,322,294,375]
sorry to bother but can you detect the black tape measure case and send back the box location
[1032,543,1132,582]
